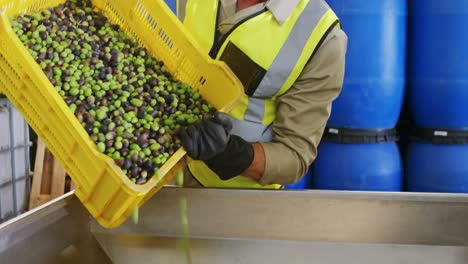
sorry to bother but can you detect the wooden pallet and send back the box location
[29,139,75,210]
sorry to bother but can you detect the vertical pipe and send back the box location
[23,119,31,214]
[0,100,4,220]
[0,181,2,220]
[8,101,18,215]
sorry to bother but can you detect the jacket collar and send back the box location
[265,0,301,25]
[220,0,301,26]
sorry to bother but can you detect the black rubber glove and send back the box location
[179,112,254,181]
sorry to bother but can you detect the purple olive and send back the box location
[131,153,140,164]
[136,178,147,185]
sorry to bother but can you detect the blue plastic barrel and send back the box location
[164,0,177,15]
[325,0,407,129]
[314,141,403,191]
[406,128,468,193]
[406,143,468,193]
[408,0,468,129]
[284,167,312,190]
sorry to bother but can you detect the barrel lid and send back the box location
[410,126,468,145]
[323,127,399,144]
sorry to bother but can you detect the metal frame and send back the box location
[0,192,111,264]
[0,99,32,223]
[92,188,468,246]
[2,188,468,263]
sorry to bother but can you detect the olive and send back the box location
[136,178,147,185]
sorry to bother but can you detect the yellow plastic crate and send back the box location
[0,0,243,228]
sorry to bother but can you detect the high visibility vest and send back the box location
[182,0,340,189]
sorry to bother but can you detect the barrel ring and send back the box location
[323,127,399,144]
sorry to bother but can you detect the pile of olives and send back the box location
[12,0,214,184]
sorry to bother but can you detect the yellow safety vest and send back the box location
[182,0,340,189]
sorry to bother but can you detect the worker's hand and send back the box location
[179,112,254,180]
[179,112,232,160]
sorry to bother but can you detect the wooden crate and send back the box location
[29,139,75,210]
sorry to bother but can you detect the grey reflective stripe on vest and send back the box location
[253,0,331,98]
[230,117,273,142]
[244,97,265,122]
[231,97,273,142]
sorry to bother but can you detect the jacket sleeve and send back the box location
[258,26,348,186]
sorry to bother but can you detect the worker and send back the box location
[176,0,348,188]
